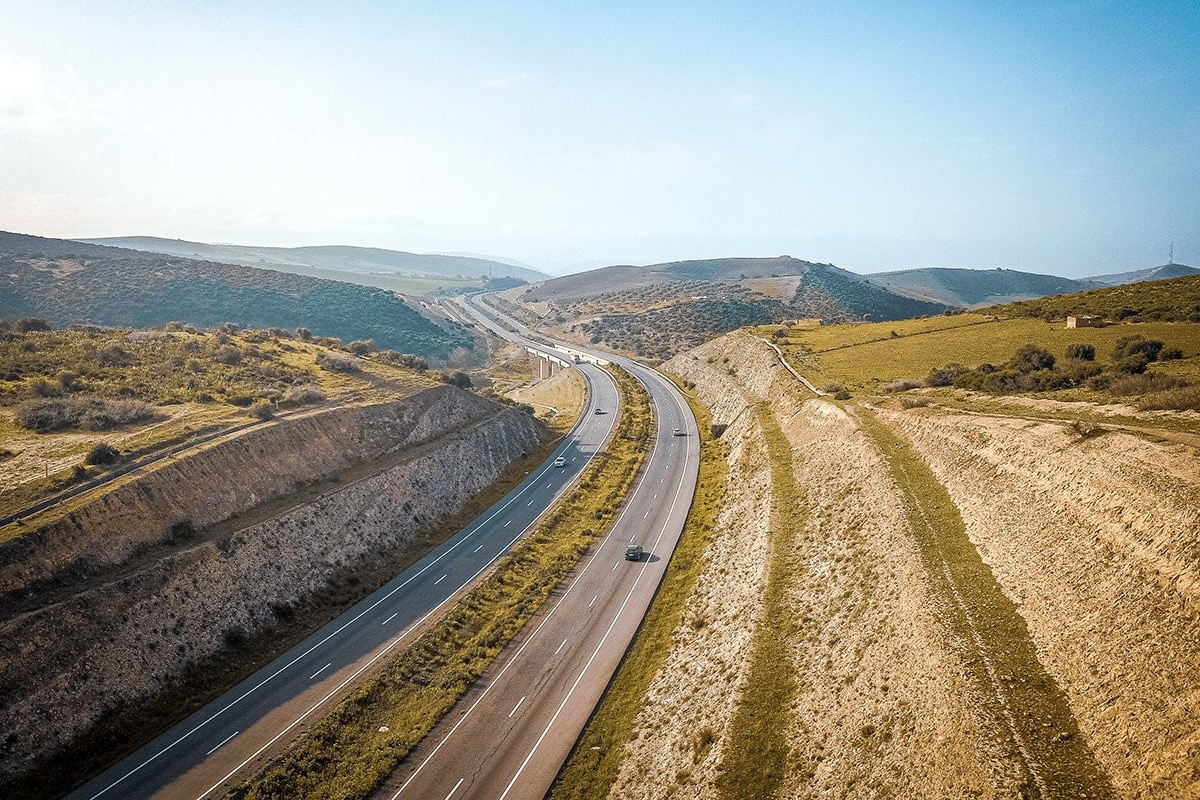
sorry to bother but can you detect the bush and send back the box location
[1160,347,1184,361]
[282,384,325,405]
[822,381,844,394]
[924,363,968,387]
[250,399,275,420]
[442,370,473,389]
[377,350,429,371]
[15,396,155,432]
[883,379,922,393]
[346,338,377,355]
[84,442,120,465]
[1106,373,1188,397]
[316,352,362,372]
[16,317,51,332]
[1113,335,1164,362]
[899,396,931,408]
[1065,343,1095,361]
[833,389,851,400]
[1007,344,1056,373]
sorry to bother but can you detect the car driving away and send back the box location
[672,427,684,436]
[553,456,566,467]
[624,543,643,561]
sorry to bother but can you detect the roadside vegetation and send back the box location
[0,322,435,523]
[712,402,805,798]
[551,376,728,799]
[240,366,651,800]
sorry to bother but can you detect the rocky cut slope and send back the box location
[0,385,548,786]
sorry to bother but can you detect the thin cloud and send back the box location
[482,72,529,92]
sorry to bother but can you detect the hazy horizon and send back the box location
[3,1,1197,278]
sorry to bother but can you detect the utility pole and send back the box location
[1169,242,1174,265]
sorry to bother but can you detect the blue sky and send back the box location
[1,1,1196,276]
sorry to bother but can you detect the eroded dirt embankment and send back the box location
[0,386,547,785]
[881,408,1200,798]
[609,332,999,798]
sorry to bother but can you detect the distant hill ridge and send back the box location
[0,231,473,357]
[76,236,548,282]
[1086,262,1199,286]
[865,266,1104,308]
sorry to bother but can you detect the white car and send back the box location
[672,427,684,436]
[553,456,567,468]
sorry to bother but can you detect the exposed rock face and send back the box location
[880,409,1200,798]
[0,386,546,782]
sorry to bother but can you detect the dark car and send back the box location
[624,544,643,561]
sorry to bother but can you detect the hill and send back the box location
[866,267,1102,307]
[508,256,950,360]
[76,236,547,284]
[0,231,473,358]
[1086,262,1200,286]
[989,273,1200,323]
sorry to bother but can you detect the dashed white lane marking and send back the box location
[206,731,238,756]
[381,612,399,625]
[643,511,649,519]
[612,561,620,571]
[309,663,332,680]
[473,543,485,553]
[444,778,464,800]
[509,696,526,718]
[555,639,568,655]
[504,520,512,527]
[434,575,447,585]
[588,595,598,609]
[527,499,536,506]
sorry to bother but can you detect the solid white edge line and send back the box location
[389,387,664,799]
[497,376,696,800]
[84,368,617,800]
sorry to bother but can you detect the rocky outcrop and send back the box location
[0,386,547,782]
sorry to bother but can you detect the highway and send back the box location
[66,357,620,799]
[365,296,699,800]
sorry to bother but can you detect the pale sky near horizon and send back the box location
[1,1,1197,277]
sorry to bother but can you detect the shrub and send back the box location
[822,381,844,394]
[1065,343,1095,361]
[84,442,120,465]
[1160,347,1184,360]
[377,350,429,371]
[1069,420,1106,440]
[16,317,51,332]
[1113,335,1163,362]
[346,338,376,355]
[15,396,155,432]
[883,379,922,393]
[899,396,931,408]
[316,351,362,372]
[1007,344,1056,373]
[442,370,473,389]
[282,384,325,405]
[925,363,968,387]
[833,389,851,400]
[1106,373,1188,397]
[250,399,275,420]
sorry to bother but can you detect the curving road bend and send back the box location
[66,362,619,799]
[370,296,700,800]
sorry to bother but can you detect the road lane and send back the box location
[373,297,700,800]
[66,365,619,800]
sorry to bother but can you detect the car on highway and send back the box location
[672,427,684,436]
[624,543,643,561]
[553,456,566,467]
[594,407,604,414]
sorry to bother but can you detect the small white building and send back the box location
[1066,315,1101,329]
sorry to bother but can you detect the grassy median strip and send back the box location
[855,407,1112,799]
[550,375,728,800]
[713,401,805,800]
[238,366,651,800]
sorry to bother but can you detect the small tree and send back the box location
[250,399,275,420]
[16,318,51,332]
[1007,344,1055,373]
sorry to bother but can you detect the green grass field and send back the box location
[765,315,1200,394]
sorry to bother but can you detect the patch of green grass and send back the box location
[775,316,1200,397]
[239,366,652,800]
[713,402,804,799]
[550,374,728,800]
[855,407,1113,798]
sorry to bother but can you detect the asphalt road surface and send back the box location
[369,297,700,800]
[67,360,619,799]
